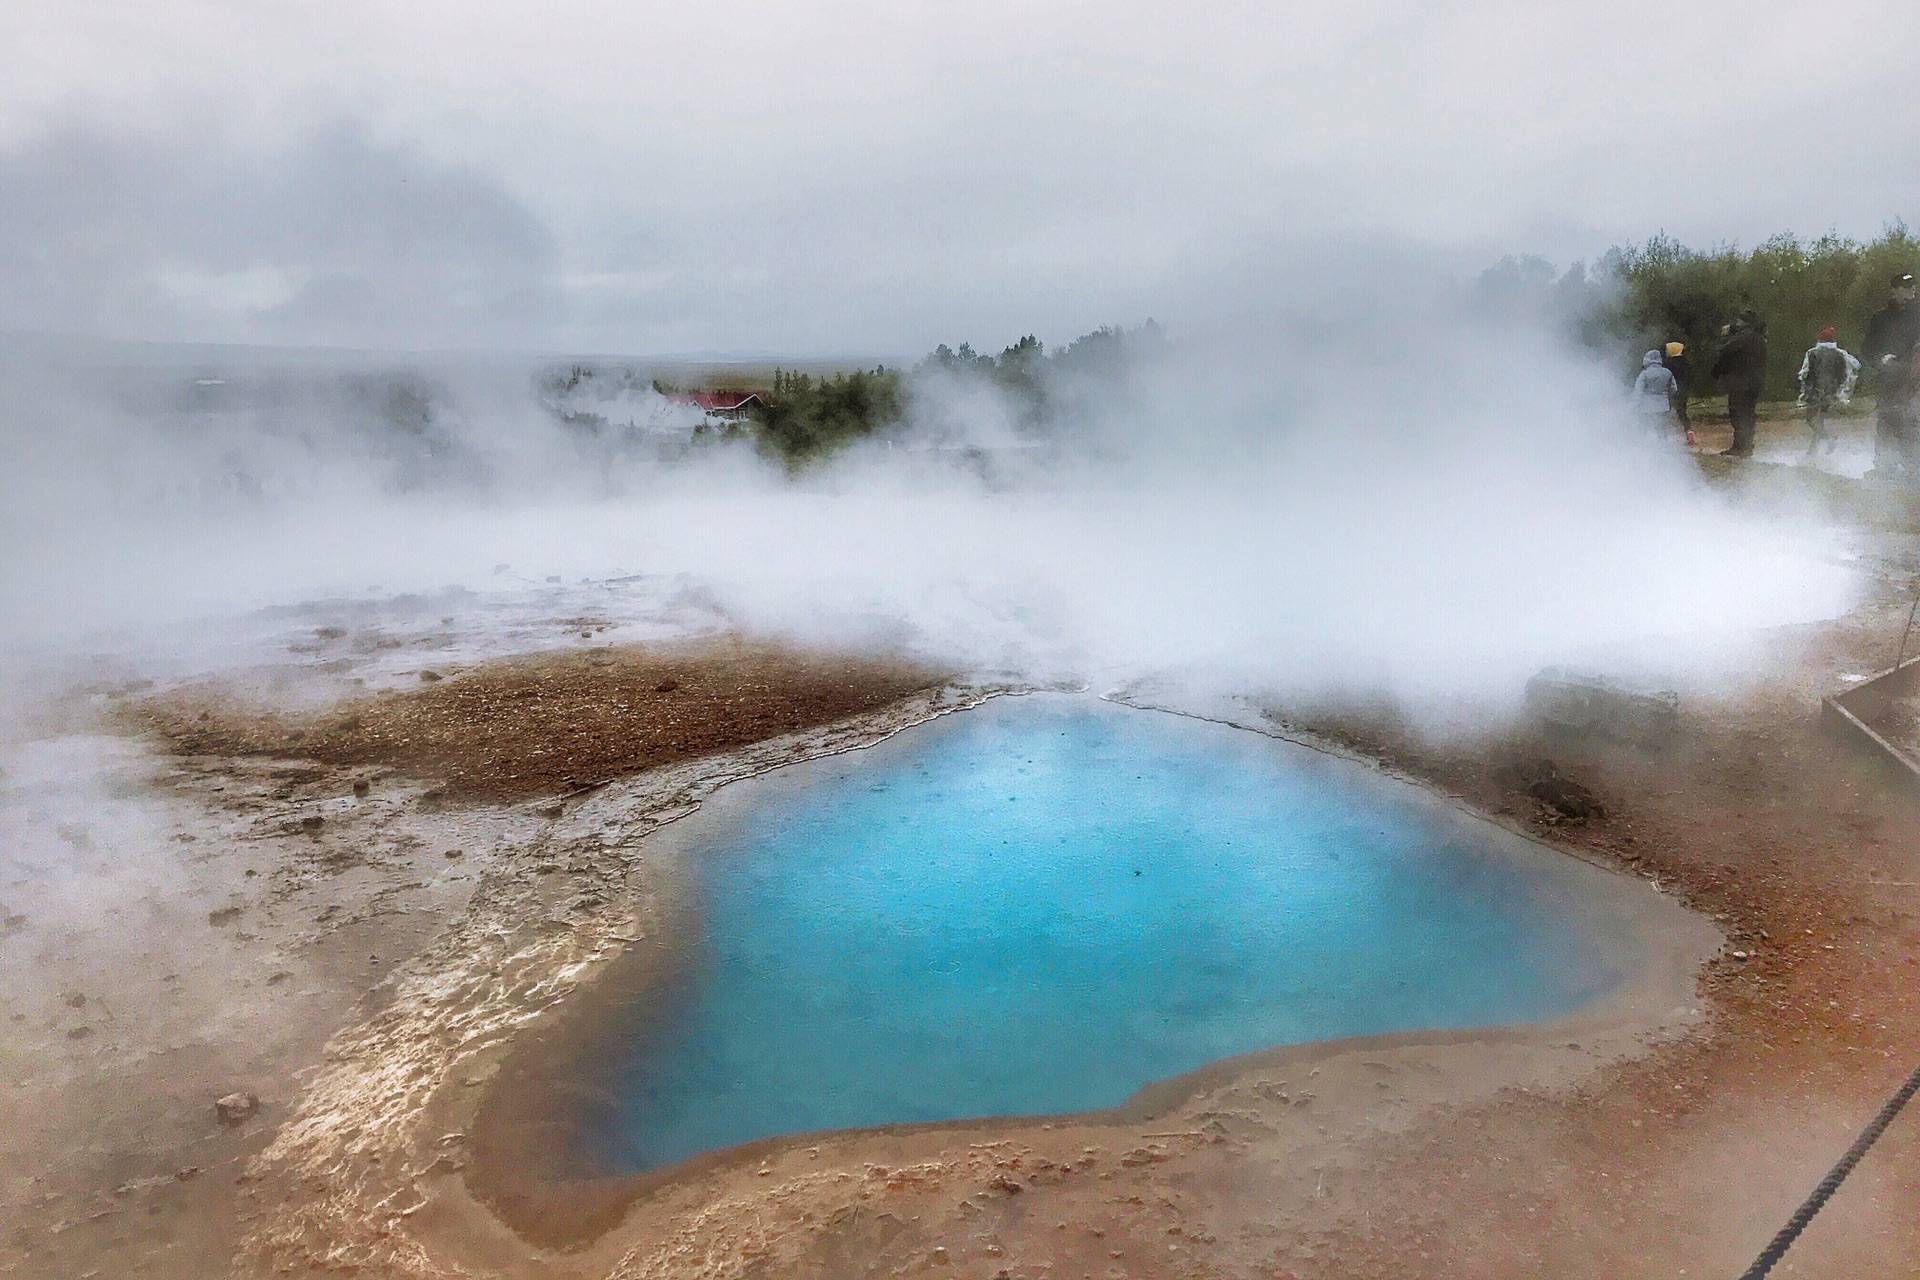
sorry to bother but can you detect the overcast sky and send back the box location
[4,1,1918,356]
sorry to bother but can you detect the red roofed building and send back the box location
[669,390,763,420]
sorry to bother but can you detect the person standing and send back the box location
[1863,272,1920,473]
[1632,349,1680,432]
[1663,340,1698,445]
[1796,326,1860,456]
[1711,311,1769,458]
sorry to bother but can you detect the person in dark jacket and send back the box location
[1663,340,1697,443]
[1711,311,1769,458]
[1863,272,1920,473]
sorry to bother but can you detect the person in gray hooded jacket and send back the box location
[1631,349,1680,432]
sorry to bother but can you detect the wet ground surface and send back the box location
[5,484,1920,1279]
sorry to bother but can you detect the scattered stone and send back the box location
[1515,759,1605,824]
[215,1092,260,1126]
[208,907,242,927]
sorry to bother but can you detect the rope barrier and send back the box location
[1736,1058,1920,1279]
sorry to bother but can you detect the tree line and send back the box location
[753,321,1165,466]
[1480,224,1920,402]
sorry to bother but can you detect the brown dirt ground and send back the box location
[427,619,1920,1280]
[16,586,1920,1278]
[1255,620,1920,1277]
[126,640,946,804]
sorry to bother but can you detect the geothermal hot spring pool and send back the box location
[587,697,1637,1175]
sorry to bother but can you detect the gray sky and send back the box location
[5,0,1918,355]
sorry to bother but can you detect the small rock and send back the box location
[418,670,442,683]
[537,804,565,820]
[208,907,242,927]
[931,1246,949,1265]
[352,780,371,797]
[1732,950,1750,961]
[300,816,325,832]
[990,1174,1024,1195]
[215,1092,260,1126]
[654,678,680,694]
[66,1026,94,1040]
[1514,758,1604,823]
[64,993,86,1009]
[444,848,464,859]
[174,1167,200,1182]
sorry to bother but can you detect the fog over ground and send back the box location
[0,278,1855,712]
[0,2,1897,707]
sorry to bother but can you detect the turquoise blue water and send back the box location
[597,701,1620,1173]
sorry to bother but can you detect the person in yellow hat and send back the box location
[1662,341,1698,445]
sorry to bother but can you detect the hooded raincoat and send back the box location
[1798,341,1861,408]
[1632,349,1679,418]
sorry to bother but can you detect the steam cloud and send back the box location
[0,263,1855,714]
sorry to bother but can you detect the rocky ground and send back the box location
[6,466,1920,1278]
[0,641,951,1280]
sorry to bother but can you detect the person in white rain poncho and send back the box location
[1797,326,1861,457]
[1631,349,1681,435]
